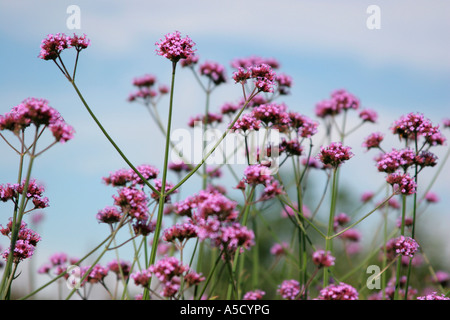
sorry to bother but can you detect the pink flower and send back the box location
[2,240,35,263]
[96,206,122,224]
[359,109,378,123]
[231,113,261,132]
[386,172,417,195]
[243,164,273,185]
[149,256,189,283]
[215,222,255,257]
[288,112,318,138]
[107,260,132,279]
[199,61,227,85]
[270,242,289,256]
[391,112,439,142]
[38,33,70,60]
[278,279,300,300]
[331,89,360,111]
[317,142,354,168]
[113,187,149,221]
[155,31,196,63]
[312,250,335,268]
[243,290,266,300]
[275,73,293,95]
[180,54,199,68]
[393,235,419,258]
[424,191,439,203]
[162,222,198,244]
[233,63,277,93]
[316,282,359,300]
[361,191,375,203]
[362,132,384,151]
[151,179,178,203]
[68,33,90,51]
[49,120,75,143]
[251,103,290,128]
[417,292,450,300]
[131,269,152,287]
[84,264,109,284]
[339,228,361,242]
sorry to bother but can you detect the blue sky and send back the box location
[1,1,449,297]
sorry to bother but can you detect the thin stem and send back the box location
[167,88,258,195]
[147,61,178,275]
[323,168,338,287]
[70,80,160,196]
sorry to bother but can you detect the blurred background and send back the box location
[0,0,449,299]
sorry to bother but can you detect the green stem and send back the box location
[70,80,160,196]
[323,168,338,287]
[227,186,255,299]
[147,61,177,276]
[20,233,113,300]
[0,128,38,299]
[394,195,407,300]
[166,88,258,195]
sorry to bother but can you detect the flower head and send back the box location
[316,282,359,300]
[363,132,384,151]
[317,142,354,168]
[312,250,335,268]
[277,279,300,300]
[155,31,196,63]
[199,61,227,85]
[38,33,70,60]
[386,172,417,195]
[243,290,266,300]
[392,235,419,258]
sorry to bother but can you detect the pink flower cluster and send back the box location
[128,74,169,103]
[131,256,204,298]
[199,61,227,85]
[38,33,89,60]
[315,89,360,118]
[288,112,319,138]
[243,289,266,300]
[417,292,450,300]
[251,103,291,128]
[312,250,335,268]
[188,112,223,128]
[316,282,359,300]
[362,132,384,151]
[231,113,261,132]
[112,186,149,222]
[102,164,159,187]
[155,31,196,63]
[386,172,417,195]
[376,148,416,173]
[317,142,354,168]
[392,235,420,258]
[0,98,74,143]
[1,219,41,263]
[277,279,301,300]
[0,179,49,209]
[232,63,276,93]
[170,189,254,259]
[162,222,198,245]
[391,113,443,143]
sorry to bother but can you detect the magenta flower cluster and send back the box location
[38,33,89,60]
[155,31,196,63]
[1,220,41,263]
[0,98,74,143]
[317,142,354,168]
[316,282,359,300]
[131,255,204,298]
